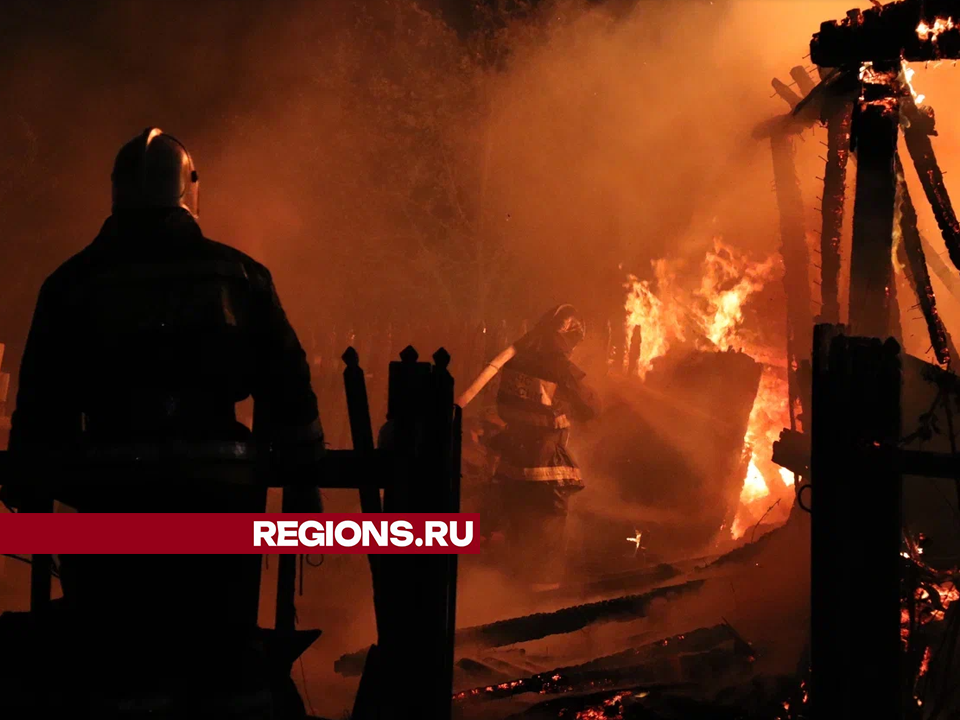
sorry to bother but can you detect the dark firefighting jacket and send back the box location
[491,347,600,488]
[7,208,323,626]
[10,208,322,457]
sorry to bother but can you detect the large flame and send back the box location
[623,259,684,379]
[622,239,789,540]
[623,238,774,377]
[693,240,775,351]
[730,367,793,539]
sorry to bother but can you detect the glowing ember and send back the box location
[917,17,955,42]
[573,691,632,720]
[919,646,932,678]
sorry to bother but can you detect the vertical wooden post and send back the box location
[626,325,642,378]
[810,324,902,719]
[849,65,900,338]
[343,347,382,514]
[428,348,457,720]
[343,346,385,647]
[818,100,853,325]
[351,344,460,719]
[770,125,813,429]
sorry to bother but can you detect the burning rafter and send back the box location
[895,155,956,365]
[811,0,960,67]
[849,62,901,339]
[901,96,960,276]
[818,100,853,325]
[759,7,960,367]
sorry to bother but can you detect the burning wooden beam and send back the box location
[818,99,853,325]
[811,0,960,67]
[848,63,900,339]
[770,130,813,414]
[901,97,960,276]
[895,155,956,366]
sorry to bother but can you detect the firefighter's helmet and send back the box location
[529,304,585,355]
[111,128,199,218]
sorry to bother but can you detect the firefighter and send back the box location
[486,304,600,588]
[3,128,322,715]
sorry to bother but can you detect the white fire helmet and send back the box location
[111,127,199,219]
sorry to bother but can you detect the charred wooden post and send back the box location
[343,347,382,514]
[764,65,819,425]
[626,325,642,377]
[896,156,956,366]
[354,345,460,720]
[810,324,902,719]
[342,345,386,667]
[818,100,853,324]
[428,348,458,720]
[771,129,814,424]
[848,64,900,339]
[901,99,960,274]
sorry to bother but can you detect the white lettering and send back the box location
[277,520,299,546]
[253,521,276,547]
[425,521,449,547]
[299,520,323,547]
[336,520,362,547]
[391,521,414,546]
[449,520,473,548]
[363,521,389,546]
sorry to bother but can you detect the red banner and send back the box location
[0,513,481,554]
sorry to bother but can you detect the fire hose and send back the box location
[455,344,517,408]
[455,304,576,408]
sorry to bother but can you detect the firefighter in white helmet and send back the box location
[485,304,600,587]
[4,128,322,717]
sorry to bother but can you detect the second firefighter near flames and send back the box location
[463,304,601,587]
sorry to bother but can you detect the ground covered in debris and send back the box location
[445,509,810,720]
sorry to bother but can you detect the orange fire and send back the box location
[623,259,684,379]
[693,240,775,352]
[901,62,926,107]
[917,17,955,42]
[623,239,788,539]
[730,367,793,539]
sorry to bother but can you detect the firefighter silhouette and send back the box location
[1,128,323,717]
